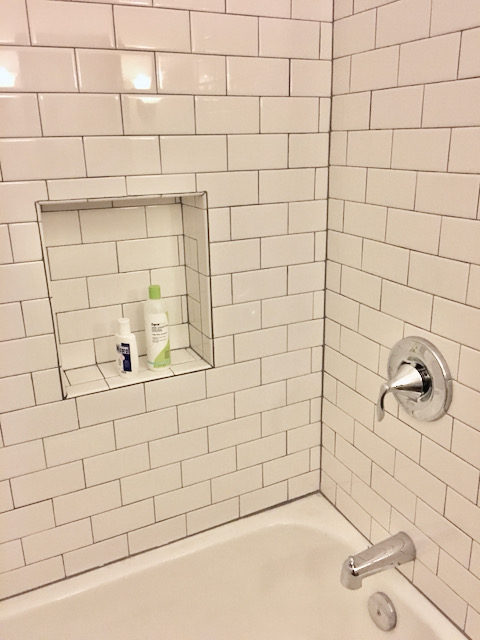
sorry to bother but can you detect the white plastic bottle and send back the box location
[115,317,139,376]
[144,284,171,370]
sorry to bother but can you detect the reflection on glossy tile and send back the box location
[0,48,77,92]
[0,0,29,45]
[156,53,225,94]
[76,50,155,93]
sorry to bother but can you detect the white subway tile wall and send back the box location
[327,1,480,638]
[0,0,327,599]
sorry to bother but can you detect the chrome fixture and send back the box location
[377,336,452,423]
[340,532,415,590]
[368,592,397,631]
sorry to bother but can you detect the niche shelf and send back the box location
[37,192,213,398]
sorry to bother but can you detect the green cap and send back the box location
[149,284,161,299]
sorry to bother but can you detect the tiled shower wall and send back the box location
[0,0,331,597]
[324,0,480,638]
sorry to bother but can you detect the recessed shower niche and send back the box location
[38,193,213,399]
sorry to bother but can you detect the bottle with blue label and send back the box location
[115,317,139,376]
[144,284,171,370]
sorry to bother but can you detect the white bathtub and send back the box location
[0,494,466,640]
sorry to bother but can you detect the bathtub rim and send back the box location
[0,493,468,640]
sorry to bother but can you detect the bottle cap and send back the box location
[149,284,161,299]
[117,317,131,336]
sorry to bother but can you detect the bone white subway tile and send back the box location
[23,519,93,565]
[260,169,316,204]
[240,482,288,517]
[458,27,480,79]
[392,128,450,172]
[293,0,332,20]
[234,326,286,362]
[366,168,416,209]
[449,128,480,174]
[340,265,381,308]
[195,97,259,134]
[84,137,161,177]
[0,540,24,573]
[398,33,460,86]
[22,298,53,337]
[386,208,441,254]
[128,516,186,555]
[329,166,367,203]
[332,57,351,96]
[0,182,47,224]
[121,464,181,504]
[0,558,65,600]
[227,57,289,97]
[381,281,433,328]
[64,536,128,577]
[156,52,225,95]
[9,223,42,262]
[333,10,375,58]
[196,171,258,208]
[92,500,154,543]
[415,172,480,219]
[288,262,325,295]
[0,138,85,181]
[0,441,45,482]
[76,50,155,93]
[154,0,224,10]
[439,217,480,266]
[114,6,190,51]
[261,98,319,134]
[0,334,58,378]
[414,561,468,630]
[370,85,423,130]
[48,242,118,280]
[262,349,311,385]
[431,0,480,36]
[376,0,430,48]
[0,375,35,411]
[211,466,262,502]
[226,0,290,17]
[230,203,288,239]
[80,207,147,243]
[261,233,314,268]
[114,407,178,449]
[39,94,122,137]
[236,381,286,418]
[0,94,41,137]
[160,135,227,174]
[260,17,320,59]
[191,12,258,56]
[415,499,471,567]
[291,60,332,97]
[187,498,239,535]
[0,0,29,45]
[122,95,194,135]
[0,47,77,92]
[47,178,127,201]
[178,394,234,432]
[28,0,114,48]
[350,46,399,92]
[289,200,327,233]
[289,133,329,168]
[228,135,288,171]
[408,253,469,303]
[331,92,370,131]
[438,552,480,613]
[347,130,392,169]
[11,462,85,508]
[232,267,287,303]
[423,78,480,128]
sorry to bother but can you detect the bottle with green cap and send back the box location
[144,284,171,370]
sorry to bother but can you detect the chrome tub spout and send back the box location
[341,532,416,590]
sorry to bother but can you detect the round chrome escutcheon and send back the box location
[388,337,452,422]
[368,592,397,632]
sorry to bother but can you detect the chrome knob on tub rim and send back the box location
[376,337,452,423]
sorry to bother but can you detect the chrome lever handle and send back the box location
[376,382,390,422]
[376,362,426,422]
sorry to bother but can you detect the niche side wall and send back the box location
[325,1,480,638]
[0,0,331,598]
